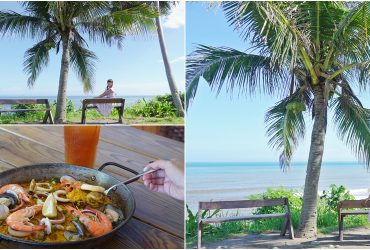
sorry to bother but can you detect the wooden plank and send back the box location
[199,198,287,210]
[339,200,370,209]
[0,218,183,249]
[341,210,369,215]
[83,98,125,104]
[2,126,184,165]
[101,126,184,160]
[201,213,286,224]
[0,99,48,105]
[104,218,183,249]
[0,108,50,112]
[0,126,184,238]
[133,126,162,135]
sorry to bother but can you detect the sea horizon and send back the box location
[0,95,156,109]
[186,161,370,212]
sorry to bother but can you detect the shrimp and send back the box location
[6,205,45,232]
[60,181,82,193]
[0,184,31,203]
[65,206,112,237]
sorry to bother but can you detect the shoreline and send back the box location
[186,162,370,212]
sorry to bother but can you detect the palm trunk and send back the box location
[155,1,184,117]
[297,83,327,239]
[54,33,71,123]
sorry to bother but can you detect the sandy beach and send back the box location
[197,227,370,249]
[187,162,370,211]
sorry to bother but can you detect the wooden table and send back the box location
[0,126,184,248]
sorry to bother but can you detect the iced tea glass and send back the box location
[64,126,101,168]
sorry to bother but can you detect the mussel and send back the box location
[105,205,124,223]
[64,220,85,241]
[86,191,105,207]
[0,191,19,209]
[0,205,9,220]
[64,231,81,241]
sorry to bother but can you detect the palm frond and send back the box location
[265,91,307,170]
[186,45,288,108]
[332,84,370,167]
[222,2,301,69]
[70,41,97,93]
[77,3,156,48]
[23,37,54,86]
[0,10,46,39]
[332,2,370,59]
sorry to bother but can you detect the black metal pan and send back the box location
[0,162,139,248]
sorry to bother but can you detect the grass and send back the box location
[0,95,184,124]
[0,110,184,124]
[186,185,370,248]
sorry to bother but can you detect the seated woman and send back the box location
[95,79,116,117]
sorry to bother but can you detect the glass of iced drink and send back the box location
[64,126,101,168]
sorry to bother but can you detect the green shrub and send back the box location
[52,99,75,114]
[10,104,44,119]
[186,185,369,246]
[155,93,185,108]
[125,94,180,118]
[320,184,354,211]
[186,205,220,240]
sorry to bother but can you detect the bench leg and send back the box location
[81,107,86,124]
[339,216,344,241]
[288,217,294,239]
[118,107,123,123]
[280,216,288,236]
[197,221,203,249]
[49,111,54,124]
[42,111,48,124]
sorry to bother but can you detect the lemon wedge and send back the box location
[42,193,57,218]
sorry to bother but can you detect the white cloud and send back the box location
[158,55,185,64]
[171,55,185,63]
[162,2,185,29]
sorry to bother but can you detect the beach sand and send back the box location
[196,227,370,249]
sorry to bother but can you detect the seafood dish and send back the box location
[0,176,124,243]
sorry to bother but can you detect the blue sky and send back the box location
[0,1,185,97]
[186,3,370,163]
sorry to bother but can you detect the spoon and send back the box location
[104,168,157,195]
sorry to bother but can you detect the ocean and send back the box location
[1,96,154,109]
[186,162,370,212]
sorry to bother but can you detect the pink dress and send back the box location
[96,88,116,117]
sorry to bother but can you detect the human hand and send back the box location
[142,159,184,200]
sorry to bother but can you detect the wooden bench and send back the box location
[338,199,370,241]
[0,99,53,124]
[81,98,125,124]
[197,198,294,248]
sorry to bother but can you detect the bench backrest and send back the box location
[199,198,288,210]
[82,98,125,105]
[0,99,49,105]
[338,200,370,209]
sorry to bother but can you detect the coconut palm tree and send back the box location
[0,1,156,123]
[187,1,370,239]
[116,1,185,116]
[154,1,184,117]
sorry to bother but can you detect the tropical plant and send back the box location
[0,1,157,123]
[186,1,370,239]
[125,94,181,118]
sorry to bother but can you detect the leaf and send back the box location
[265,91,306,170]
[332,84,370,167]
[186,45,288,107]
[23,37,55,86]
